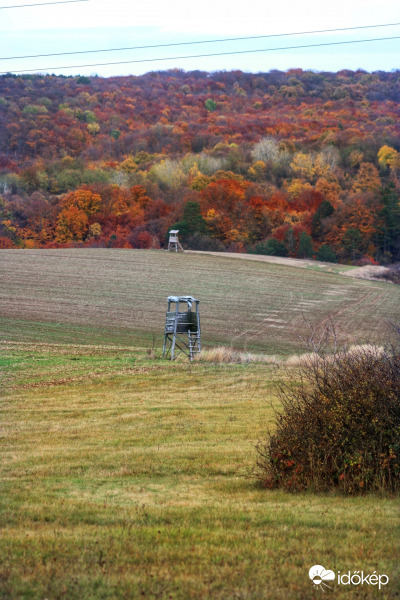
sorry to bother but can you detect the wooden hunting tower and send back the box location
[168,230,184,252]
[163,296,201,360]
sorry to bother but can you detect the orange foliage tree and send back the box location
[200,179,250,242]
[55,205,89,243]
[351,163,381,194]
[55,188,101,243]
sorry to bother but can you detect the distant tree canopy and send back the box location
[0,69,398,263]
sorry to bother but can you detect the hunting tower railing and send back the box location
[163,296,201,360]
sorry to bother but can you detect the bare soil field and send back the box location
[1,248,399,353]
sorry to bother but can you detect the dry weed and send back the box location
[198,346,280,364]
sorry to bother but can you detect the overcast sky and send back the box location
[1,0,399,76]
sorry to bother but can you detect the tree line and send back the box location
[0,69,399,263]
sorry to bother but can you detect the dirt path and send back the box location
[185,250,331,269]
[186,251,395,284]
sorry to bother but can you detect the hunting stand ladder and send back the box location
[163,296,201,360]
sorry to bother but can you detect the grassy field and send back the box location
[2,344,400,599]
[1,249,400,353]
[1,249,400,598]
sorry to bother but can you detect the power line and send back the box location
[2,35,399,74]
[0,0,88,9]
[1,21,400,60]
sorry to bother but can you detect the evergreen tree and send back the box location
[172,201,208,242]
[316,244,337,263]
[298,231,314,258]
[342,228,363,261]
[376,184,400,261]
[204,99,217,112]
[311,200,334,240]
[251,238,288,256]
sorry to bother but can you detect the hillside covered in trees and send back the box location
[0,68,399,263]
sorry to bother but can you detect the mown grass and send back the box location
[1,344,399,599]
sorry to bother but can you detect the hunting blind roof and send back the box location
[167,295,199,304]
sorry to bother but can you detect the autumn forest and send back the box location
[0,68,399,264]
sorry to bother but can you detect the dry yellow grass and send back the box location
[199,346,279,364]
[1,344,400,599]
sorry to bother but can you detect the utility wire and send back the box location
[1,21,400,60]
[0,0,87,8]
[2,35,400,74]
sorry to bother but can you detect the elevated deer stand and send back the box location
[163,296,201,361]
[168,230,184,252]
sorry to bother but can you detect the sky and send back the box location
[0,0,399,76]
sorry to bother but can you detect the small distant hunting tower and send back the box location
[163,296,201,360]
[168,230,184,252]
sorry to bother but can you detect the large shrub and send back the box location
[256,333,400,494]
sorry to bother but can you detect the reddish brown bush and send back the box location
[256,330,400,494]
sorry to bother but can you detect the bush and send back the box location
[256,329,400,494]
